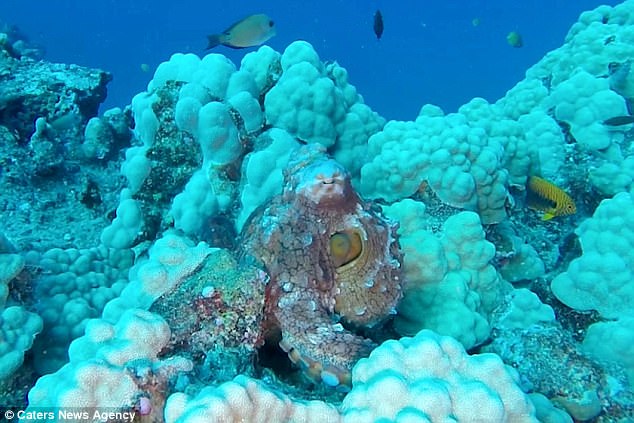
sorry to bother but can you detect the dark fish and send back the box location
[526,176,576,221]
[603,115,634,126]
[374,10,384,40]
[206,14,276,50]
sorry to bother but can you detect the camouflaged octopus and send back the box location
[240,145,403,389]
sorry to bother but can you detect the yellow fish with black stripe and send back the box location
[526,176,576,221]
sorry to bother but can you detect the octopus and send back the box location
[240,144,404,389]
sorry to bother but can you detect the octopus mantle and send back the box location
[241,145,403,388]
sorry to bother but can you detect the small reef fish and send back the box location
[206,14,276,50]
[603,115,634,126]
[472,18,481,27]
[526,176,576,221]
[374,10,384,40]
[506,31,523,48]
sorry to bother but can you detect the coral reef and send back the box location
[484,323,634,422]
[0,36,129,251]
[4,1,634,421]
[27,309,193,423]
[0,244,42,387]
[0,47,111,143]
[165,331,538,422]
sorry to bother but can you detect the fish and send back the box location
[603,115,634,126]
[506,31,523,48]
[526,176,576,221]
[472,18,481,27]
[607,62,632,95]
[206,14,276,50]
[373,10,384,40]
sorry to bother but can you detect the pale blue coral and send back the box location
[236,128,300,231]
[552,192,634,385]
[361,102,512,224]
[0,305,42,380]
[383,203,507,349]
[28,245,131,374]
[551,192,634,319]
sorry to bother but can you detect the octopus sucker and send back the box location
[240,144,404,387]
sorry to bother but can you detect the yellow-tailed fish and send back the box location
[206,14,276,50]
[526,176,576,221]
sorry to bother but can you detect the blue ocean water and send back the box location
[2,0,622,119]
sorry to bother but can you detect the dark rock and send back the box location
[484,324,634,422]
[0,53,112,142]
[0,45,123,251]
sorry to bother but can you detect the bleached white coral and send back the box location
[102,232,213,323]
[341,330,537,422]
[165,375,341,423]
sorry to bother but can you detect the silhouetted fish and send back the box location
[374,10,384,40]
[603,115,634,126]
[206,14,276,50]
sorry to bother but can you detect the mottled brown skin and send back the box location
[240,145,403,387]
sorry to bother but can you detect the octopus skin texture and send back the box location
[240,145,404,388]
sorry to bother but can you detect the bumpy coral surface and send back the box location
[240,144,403,388]
[342,330,538,422]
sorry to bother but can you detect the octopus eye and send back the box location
[329,230,362,267]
